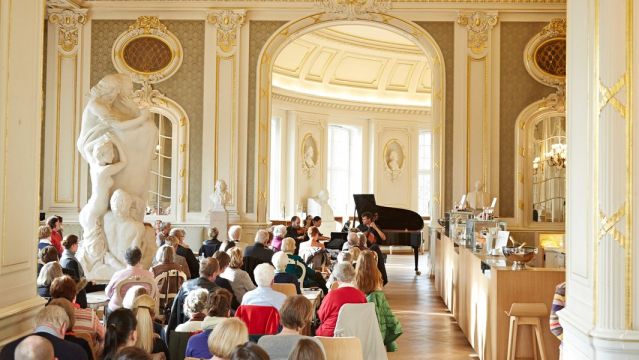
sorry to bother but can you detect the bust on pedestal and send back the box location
[307,189,337,236]
[209,179,231,241]
[467,180,491,210]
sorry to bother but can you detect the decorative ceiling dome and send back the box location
[273,25,431,108]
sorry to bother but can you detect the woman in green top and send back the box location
[281,237,328,294]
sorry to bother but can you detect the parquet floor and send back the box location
[384,254,478,360]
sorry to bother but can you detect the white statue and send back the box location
[76,74,158,280]
[388,150,401,171]
[467,180,491,210]
[210,179,231,210]
[304,144,316,169]
[307,189,337,236]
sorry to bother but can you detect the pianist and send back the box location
[357,212,388,285]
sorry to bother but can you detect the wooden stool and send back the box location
[505,303,548,360]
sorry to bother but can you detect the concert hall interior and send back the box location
[0,0,636,359]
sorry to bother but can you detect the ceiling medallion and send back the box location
[315,0,392,20]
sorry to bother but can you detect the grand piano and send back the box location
[353,194,424,275]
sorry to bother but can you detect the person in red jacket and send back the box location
[316,262,366,337]
[47,216,63,255]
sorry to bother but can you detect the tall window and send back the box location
[417,131,432,217]
[148,113,173,215]
[327,125,361,217]
[269,117,283,218]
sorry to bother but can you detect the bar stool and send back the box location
[505,302,548,360]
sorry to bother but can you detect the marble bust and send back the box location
[210,179,231,211]
[304,144,316,169]
[467,180,491,210]
[308,189,336,236]
[76,74,158,280]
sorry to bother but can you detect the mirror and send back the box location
[531,115,565,222]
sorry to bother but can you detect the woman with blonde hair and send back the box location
[354,250,383,295]
[207,318,249,360]
[37,261,63,298]
[130,294,168,359]
[220,247,255,302]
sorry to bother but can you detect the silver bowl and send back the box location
[502,246,538,270]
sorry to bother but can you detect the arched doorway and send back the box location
[254,12,446,223]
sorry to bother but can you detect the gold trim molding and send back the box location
[48,8,87,54]
[457,11,498,56]
[523,18,566,91]
[271,92,431,115]
[315,0,391,20]
[208,10,246,54]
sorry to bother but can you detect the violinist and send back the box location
[356,211,388,285]
[311,216,331,241]
[286,216,306,255]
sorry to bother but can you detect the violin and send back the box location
[296,226,307,235]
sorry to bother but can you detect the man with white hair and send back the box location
[1,305,88,360]
[14,336,54,360]
[243,229,275,285]
[241,263,287,310]
[342,232,361,251]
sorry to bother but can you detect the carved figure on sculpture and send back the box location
[467,180,491,210]
[304,145,316,169]
[76,74,158,280]
[211,179,231,210]
[308,189,336,236]
[388,150,400,171]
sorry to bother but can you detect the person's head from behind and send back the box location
[154,244,175,265]
[131,294,156,353]
[37,261,63,288]
[39,246,58,264]
[122,285,149,310]
[38,225,52,240]
[290,216,300,227]
[47,216,61,231]
[253,263,275,288]
[229,342,269,360]
[47,298,75,332]
[164,235,179,250]
[337,251,352,264]
[14,335,55,360]
[184,288,209,319]
[159,221,171,236]
[273,225,287,238]
[104,308,138,360]
[61,235,78,253]
[332,262,356,285]
[114,346,151,360]
[213,251,231,272]
[271,251,289,272]
[50,275,77,302]
[34,304,69,338]
[254,229,269,245]
[228,225,242,241]
[124,246,142,267]
[207,288,233,318]
[346,232,359,247]
[280,295,313,332]
[227,247,243,269]
[208,227,219,240]
[288,338,325,360]
[349,247,361,264]
[355,250,382,294]
[307,226,319,239]
[169,228,186,243]
[199,257,220,279]
[281,237,296,254]
[207,318,249,359]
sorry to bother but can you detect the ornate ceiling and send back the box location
[273,25,431,108]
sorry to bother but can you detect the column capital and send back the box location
[457,11,498,57]
[208,9,246,54]
[47,8,88,54]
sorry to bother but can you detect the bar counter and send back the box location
[433,229,565,359]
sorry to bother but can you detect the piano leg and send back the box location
[413,246,421,275]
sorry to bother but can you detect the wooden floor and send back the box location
[384,253,478,360]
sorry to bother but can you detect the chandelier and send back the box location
[545,143,566,169]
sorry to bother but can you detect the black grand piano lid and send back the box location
[353,194,424,231]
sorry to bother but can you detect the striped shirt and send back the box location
[72,304,105,345]
[549,282,566,341]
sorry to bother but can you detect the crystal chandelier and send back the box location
[545,143,566,169]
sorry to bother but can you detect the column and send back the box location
[560,0,639,357]
[207,10,245,234]
[0,0,47,345]
[455,11,498,199]
[42,6,87,220]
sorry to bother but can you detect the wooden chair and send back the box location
[316,336,363,360]
[505,302,548,360]
[116,275,157,301]
[287,257,306,285]
[272,283,297,297]
[155,269,187,322]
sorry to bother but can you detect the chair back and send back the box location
[287,257,306,285]
[235,305,280,335]
[335,303,387,360]
[303,249,330,270]
[155,269,187,322]
[116,275,156,300]
[242,256,267,285]
[72,332,98,360]
[272,283,297,297]
[316,336,363,360]
[168,330,196,360]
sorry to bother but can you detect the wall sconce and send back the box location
[545,143,566,169]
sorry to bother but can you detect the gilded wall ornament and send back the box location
[48,8,87,54]
[301,133,319,178]
[457,11,498,56]
[208,10,246,54]
[524,18,567,91]
[315,0,391,20]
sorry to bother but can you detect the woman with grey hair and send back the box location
[176,288,209,332]
[326,252,353,290]
[170,227,200,279]
[342,232,361,251]
[271,225,287,252]
[199,227,221,258]
[150,245,187,316]
[37,261,64,298]
[316,262,366,337]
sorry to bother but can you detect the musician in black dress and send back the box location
[356,211,388,285]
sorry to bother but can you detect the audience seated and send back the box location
[170,228,200,279]
[257,295,324,360]
[207,318,249,360]
[175,288,209,332]
[156,221,171,247]
[0,304,88,360]
[159,236,191,279]
[167,257,221,331]
[200,227,222,258]
[229,342,270,360]
[272,252,301,294]
[348,247,361,266]
[38,225,54,252]
[13,335,55,360]
[115,346,152,360]
[316,263,366,337]
[122,285,149,310]
[355,250,402,352]
[281,238,328,294]
[271,225,287,252]
[185,288,233,359]
[50,276,105,350]
[48,298,95,359]
[220,247,256,303]
[326,252,352,290]
[37,261,63,298]
[37,245,59,276]
[287,338,326,360]
[131,294,169,359]
[243,230,274,284]
[225,225,241,252]
[151,245,187,317]
[213,251,240,309]
[60,234,88,308]
[341,232,361,251]
[105,246,158,314]
[102,308,138,360]
[241,263,286,311]
[47,216,64,255]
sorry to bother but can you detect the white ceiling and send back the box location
[273,24,432,108]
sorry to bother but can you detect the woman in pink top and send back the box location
[316,262,366,337]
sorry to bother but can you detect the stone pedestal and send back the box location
[210,209,230,242]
